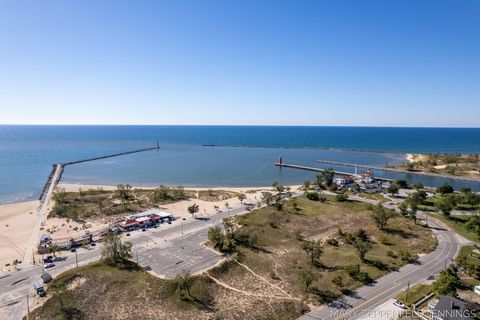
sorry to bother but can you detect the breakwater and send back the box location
[39,144,160,201]
[315,160,480,182]
[203,144,405,154]
[275,162,394,182]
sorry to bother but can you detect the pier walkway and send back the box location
[275,162,393,182]
[315,159,480,182]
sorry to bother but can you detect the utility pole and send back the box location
[405,281,410,304]
[75,250,78,268]
[136,251,139,264]
[26,294,30,320]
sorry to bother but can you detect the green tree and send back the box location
[301,241,323,266]
[187,203,200,218]
[370,204,395,230]
[436,183,454,195]
[261,191,274,206]
[101,232,132,266]
[353,238,372,262]
[208,226,225,250]
[398,201,409,217]
[298,269,316,292]
[47,244,59,257]
[175,270,194,300]
[412,183,424,190]
[237,193,246,203]
[432,267,461,297]
[435,196,454,216]
[386,184,399,196]
[395,180,408,189]
[320,169,335,188]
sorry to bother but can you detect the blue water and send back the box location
[1,125,479,204]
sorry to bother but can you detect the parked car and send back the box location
[393,299,407,309]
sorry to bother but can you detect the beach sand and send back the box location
[0,201,38,269]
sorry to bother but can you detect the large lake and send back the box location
[1,125,479,203]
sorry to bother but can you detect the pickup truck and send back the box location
[34,281,46,297]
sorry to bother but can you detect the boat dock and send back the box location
[275,162,394,182]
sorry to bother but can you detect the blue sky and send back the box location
[0,0,479,126]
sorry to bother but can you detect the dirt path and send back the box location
[234,260,294,299]
[207,275,301,301]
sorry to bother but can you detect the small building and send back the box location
[335,175,355,188]
[361,169,375,179]
[429,296,474,320]
[118,218,140,231]
[39,234,52,244]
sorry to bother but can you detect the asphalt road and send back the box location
[299,215,466,320]
[0,205,247,320]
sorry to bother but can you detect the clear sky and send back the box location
[0,0,479,127]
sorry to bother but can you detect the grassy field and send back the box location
[30,262,303,320]
[213,195,436,306]
[356,192,389,202]
[395,284,431,307]
[426,213,478,242]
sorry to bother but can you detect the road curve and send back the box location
[299,216,465,320]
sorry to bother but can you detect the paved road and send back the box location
[0,205,247,320]
[299,215,468,320]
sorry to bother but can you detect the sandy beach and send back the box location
[0,201,38,270]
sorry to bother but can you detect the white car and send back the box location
[43,262,55,269]
[393,299,407,309]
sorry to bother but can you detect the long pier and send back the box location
[315,159,480,182]
[38,143,160,201]
[62,144,160,166]
[275,162,394,182]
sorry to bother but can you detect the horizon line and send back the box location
[0,123,479,129]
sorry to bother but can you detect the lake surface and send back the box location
[1,125,479,204]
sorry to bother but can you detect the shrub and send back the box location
[345,264,372,284]
[386,250,397,258]
[436,183,454,195]
[344,232,355,244]
[326,238,339,246]
[306,192,320,201]
[398,249,418,263]
[379,235,391,245]
[335,193,348,202]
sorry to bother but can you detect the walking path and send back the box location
[23,164,63,267]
